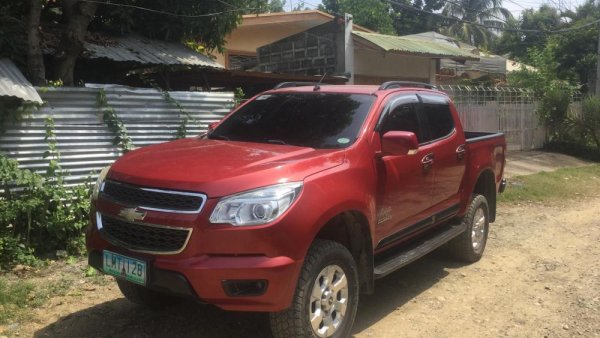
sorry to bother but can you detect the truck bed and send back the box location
[465,131,505,143]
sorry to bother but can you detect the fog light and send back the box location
[222,279,268,297]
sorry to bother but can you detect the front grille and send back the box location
[101,180,205,213]
[100,214,191,254]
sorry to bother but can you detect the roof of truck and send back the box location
[268,84,444,96]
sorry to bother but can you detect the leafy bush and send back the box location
[0,154,92,269]
[0,118,92,269]
[566,96,600,150]
[544,141,600,162]
[538,84,573,141]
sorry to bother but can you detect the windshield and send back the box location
[209,93,375,149]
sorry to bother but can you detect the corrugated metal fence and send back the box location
[0,86,234,185]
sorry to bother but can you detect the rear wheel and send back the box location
[447,194,489,262]
[270,239,359,338]
[116,278,178,309]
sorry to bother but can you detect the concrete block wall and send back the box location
[257,21,344,76]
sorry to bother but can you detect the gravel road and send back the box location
[6,194,594,338]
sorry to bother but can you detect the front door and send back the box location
[375,95,433,249]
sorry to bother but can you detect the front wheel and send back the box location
[447,194,490,262]
[270,239,359,338]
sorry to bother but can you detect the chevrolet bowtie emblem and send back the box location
[118,208,147,222]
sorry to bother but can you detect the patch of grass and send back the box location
[0,278,35,323]
[0,275,75,324]
[500,164,600,203]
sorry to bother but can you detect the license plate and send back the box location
[103,250,147,286]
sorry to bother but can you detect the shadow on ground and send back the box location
[34,252,466,338]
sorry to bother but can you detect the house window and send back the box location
[228,53,258,71]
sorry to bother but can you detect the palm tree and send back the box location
[442,0,513,48]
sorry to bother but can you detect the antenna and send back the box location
[314,72,328,91]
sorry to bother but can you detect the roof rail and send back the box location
[378,81,436,90]
[273,82,321,89]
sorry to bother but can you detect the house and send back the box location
[402,32,535,84]
[249,13,479,85]
[213,10,373,71]
[75,35,225,89]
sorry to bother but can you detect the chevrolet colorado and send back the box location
[87,82,506,338]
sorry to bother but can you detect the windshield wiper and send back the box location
[265,139,289,145]
[208,133,230,141]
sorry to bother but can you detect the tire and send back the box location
[270,239,359,338]
[116,278,178,309]
[447,194,490,263]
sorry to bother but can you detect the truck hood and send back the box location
[108,138,345,197]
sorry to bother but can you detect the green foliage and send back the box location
[496,5,563,62]
[0,119,92,269]
[507,42,580,143]
[390,0,445,35]
[97,89,133,152]
[544,141,600,162]
[566,96,600,150]
[499,1,599,93]
[44,117,63,180]
[161,90,195,139]
[538,84,573,140]
[0,98,40,134]
[441,0,513,48]
[234,87,246,107]
[0,237,38,270]
[320,0,395,34]
[90,0,260,54]
[0,2,27,65]
[267,0,286,12]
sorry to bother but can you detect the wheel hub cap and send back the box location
[471,207,486,252]
[309,265,349,338]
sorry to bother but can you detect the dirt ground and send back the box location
[0,195,596,338]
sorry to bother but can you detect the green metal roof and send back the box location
[353,31,479,61]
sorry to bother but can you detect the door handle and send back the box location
[456,144,466,160]
[421,153,434,172]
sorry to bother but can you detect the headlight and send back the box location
[209,182,303,226]
[91,166,111,201]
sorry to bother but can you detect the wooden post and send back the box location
[596,22,600,96]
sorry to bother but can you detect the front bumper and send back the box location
[87,230,303,312]
[86,180,324,312]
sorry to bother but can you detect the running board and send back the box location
[374,222,467,279]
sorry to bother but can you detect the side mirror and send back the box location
[381,131,418,156]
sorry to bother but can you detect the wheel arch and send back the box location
[312,210,375,294]
[472,169,497,222]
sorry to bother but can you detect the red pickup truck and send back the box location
[87,82,506,338]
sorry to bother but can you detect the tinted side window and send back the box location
[420,103,454,142]
[380,103,422,142]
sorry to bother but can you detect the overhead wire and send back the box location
[385,0,600,34]
[81,0,600,35]
[79,0,259,18]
